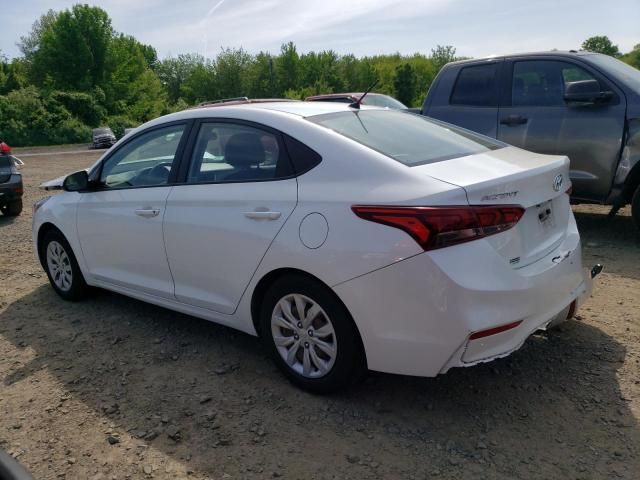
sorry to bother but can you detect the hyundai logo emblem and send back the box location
[553,174,564,192]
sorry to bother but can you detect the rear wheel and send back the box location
[1,198,22,216]
[260,274,365,393]
[41,229,89,301]
[632,185,640,230]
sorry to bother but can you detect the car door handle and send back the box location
[244,210,281,220]
[135,208,160,218]
[500,115,528,126]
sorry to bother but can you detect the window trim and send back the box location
[504,57,620,108]
[87,120,194,192]
[175,118,299,186]
[449,62,501,107]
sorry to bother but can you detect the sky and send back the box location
[2,0,639,60]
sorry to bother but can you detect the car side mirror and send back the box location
[63,170,89,192]
[564,80,613,105]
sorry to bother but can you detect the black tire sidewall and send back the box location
[41,229,88,301]
[260,275,364,394]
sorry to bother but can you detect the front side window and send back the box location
[450,63,499,106]
[308,110,504,166]
[100,124,185,188]
[512,61,599,107]
[188,123,293,183]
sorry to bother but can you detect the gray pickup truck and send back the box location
[421,51,640,228]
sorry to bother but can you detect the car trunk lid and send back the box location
[413,146,571,268]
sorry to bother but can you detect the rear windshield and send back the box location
[363,94,407,109]
[307,110,504,166]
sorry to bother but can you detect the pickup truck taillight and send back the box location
[352,205,524,251]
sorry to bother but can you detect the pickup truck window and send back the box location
[512,60,597,107]
[450,64,498,107]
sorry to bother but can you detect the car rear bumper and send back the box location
[0,175,23,204]
[333,211,593,377]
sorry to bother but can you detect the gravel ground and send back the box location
[1,149,639,480]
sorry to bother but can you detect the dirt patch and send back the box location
[1,150,639,479]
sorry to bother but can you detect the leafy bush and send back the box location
[106,115,137,139]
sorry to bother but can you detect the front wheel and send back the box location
[632,185,640,230]
[260,275,365,393]
[41,229,89,301]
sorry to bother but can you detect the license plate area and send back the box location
[536,200,555,230]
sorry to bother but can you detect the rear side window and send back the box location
[308,110,504,166]
[283,135,322,175]
[450,64,498,106]
[188,123,294,183]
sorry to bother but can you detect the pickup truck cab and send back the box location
[421,51,640,227]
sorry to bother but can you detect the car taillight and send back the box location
[351,205,524,251]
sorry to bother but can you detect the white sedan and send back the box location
[33,101,596,392]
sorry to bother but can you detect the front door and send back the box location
[76,123,188,298]
[497,59,626,202]
[163,120,298,314]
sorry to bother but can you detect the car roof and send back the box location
[448,50,598,66]
[306,92,387,101]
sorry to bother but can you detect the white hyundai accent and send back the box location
[33,101,597,392]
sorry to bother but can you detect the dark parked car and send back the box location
[0,154,23,216]
[421,51,640,227]
[307,92,408,109]
[92,127,116,149]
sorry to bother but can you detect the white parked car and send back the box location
[33,101,598,392]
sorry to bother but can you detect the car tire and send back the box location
[1,199,22,216]
[632,185,640,230]
[41,229,89,301]
[259,274,365,393]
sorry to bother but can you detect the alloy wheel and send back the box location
[270,293,337,378]
[46,240,73,292]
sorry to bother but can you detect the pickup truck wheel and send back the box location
[1,199,22,216]
[632,186,640,230]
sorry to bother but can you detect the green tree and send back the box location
[621,44,640,69]
[276,42,300,93]
[393,63,416,106]
[215,48,251,98]
[30,5,113,90]
[18,9,58,62]
[431,45,456,71]
[581,36,620,57]
[156,54,205,104]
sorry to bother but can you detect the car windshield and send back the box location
[307,110,505,166]
[587,53,640,91]
[363,94,407,109]
[94,128,112,136]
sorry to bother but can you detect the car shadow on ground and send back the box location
[0,215,17,227]
[1,284,638,478]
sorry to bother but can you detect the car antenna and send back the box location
[349,80,378,109]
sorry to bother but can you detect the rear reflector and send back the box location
[469,320,523,340]
[352,205,524,251]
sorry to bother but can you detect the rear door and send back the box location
[163,120,298,314]
[424,60,503,137]
[497,58,626,202]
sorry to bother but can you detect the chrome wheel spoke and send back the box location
[313,323,333,338]
[273,334,295,347]
[309,346,330,375]
[302,347,312,376]
[312,337,336,358]
[272,314,295,331]
[286,340,301,366]
[303,303,321,328]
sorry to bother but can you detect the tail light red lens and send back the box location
[351,205,525,251]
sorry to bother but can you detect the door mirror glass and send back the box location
[63,170,89,192]
[564,80,612,104]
